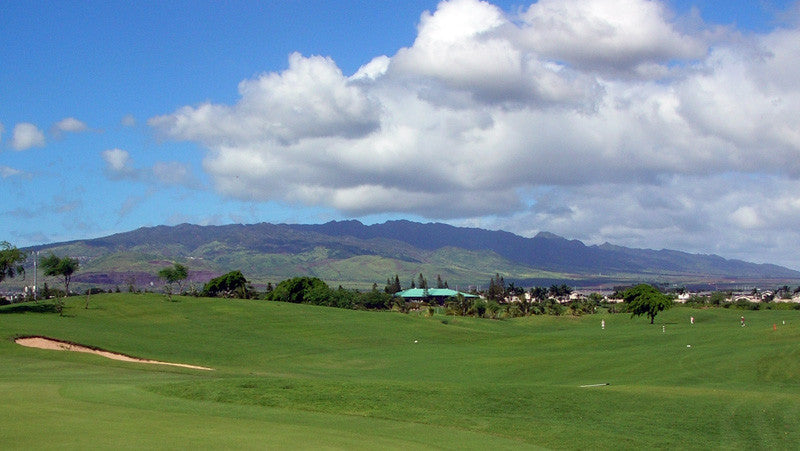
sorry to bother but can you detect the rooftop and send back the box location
[394,288,477,299]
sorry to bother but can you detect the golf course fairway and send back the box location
[2,293,800,449]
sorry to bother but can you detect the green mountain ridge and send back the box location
[15,221,800,291]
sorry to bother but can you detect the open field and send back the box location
[3,294,800,449]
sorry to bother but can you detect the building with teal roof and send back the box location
[394,288,478,303]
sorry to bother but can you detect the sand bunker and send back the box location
[15,336,213,371]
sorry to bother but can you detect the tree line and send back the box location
[15,241,793,324]
[0,242,664,321]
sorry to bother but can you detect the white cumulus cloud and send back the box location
[516,0,706,76]
[54,117,88,133]
[102,148,134,175]
[11,123,46,150]
[390,0,603,107]
[149,52,381,146]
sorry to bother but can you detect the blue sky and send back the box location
[2,0,800,269]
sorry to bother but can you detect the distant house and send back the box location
[394,288,477,304]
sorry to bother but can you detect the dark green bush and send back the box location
[264,277,392,311]
[203,270,254,298]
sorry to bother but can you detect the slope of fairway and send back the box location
[3,293,800,449]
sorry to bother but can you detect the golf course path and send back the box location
[14,336,213,371]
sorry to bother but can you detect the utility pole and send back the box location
[33,250,38,301]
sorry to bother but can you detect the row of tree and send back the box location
[158,263,255,300]
[1,242,79,294]
[385,273,451,292]
[259,276,673,323]
[264,276,394,310]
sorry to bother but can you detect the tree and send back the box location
[358,289,392,310]
[529,286,547,303]
[384,274,401,294]
[203,270,252,298]
[40,254,78,296]
[417,273,428,289]
[548,284,573,300]
[40,254,79,315]
[516,288,532,316]
[0,241,27,286]
[507,283,524,303]
[709,291,729,305]
[587,292,604,306]
[158,263,188,300]
[487,273,505,302]
[486,299,501,319]
[623,284,673,324]
[448,293,472,316]
[265,276,328,304]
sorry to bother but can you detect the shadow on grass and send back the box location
[0,303,62,314]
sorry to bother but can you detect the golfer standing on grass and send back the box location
[741,316,746,327]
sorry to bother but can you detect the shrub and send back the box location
[568,299,597,316]
[764,302,800,311]
[485,300,500,319]
[357,290,392,310]
[393,297,409,313]
[470,299,487,317]
[265,277,328,304]
[264,277,391,311]
[546,301,566,316]
[732,298,759,310]
[709,291,730,306]
[203,270,254,299]
[684,295,709,307]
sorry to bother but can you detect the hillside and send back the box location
[291,220,798,278]
[19,220,800,291]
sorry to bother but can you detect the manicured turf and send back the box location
[2,293,800,449]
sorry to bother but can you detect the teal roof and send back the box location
[394,288,477,298]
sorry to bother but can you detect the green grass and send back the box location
[3,294,800,449]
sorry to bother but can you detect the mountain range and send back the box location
[21,220,800,291]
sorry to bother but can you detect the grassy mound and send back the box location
[2,293,800,448]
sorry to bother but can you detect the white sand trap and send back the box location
[15,336,213,371]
